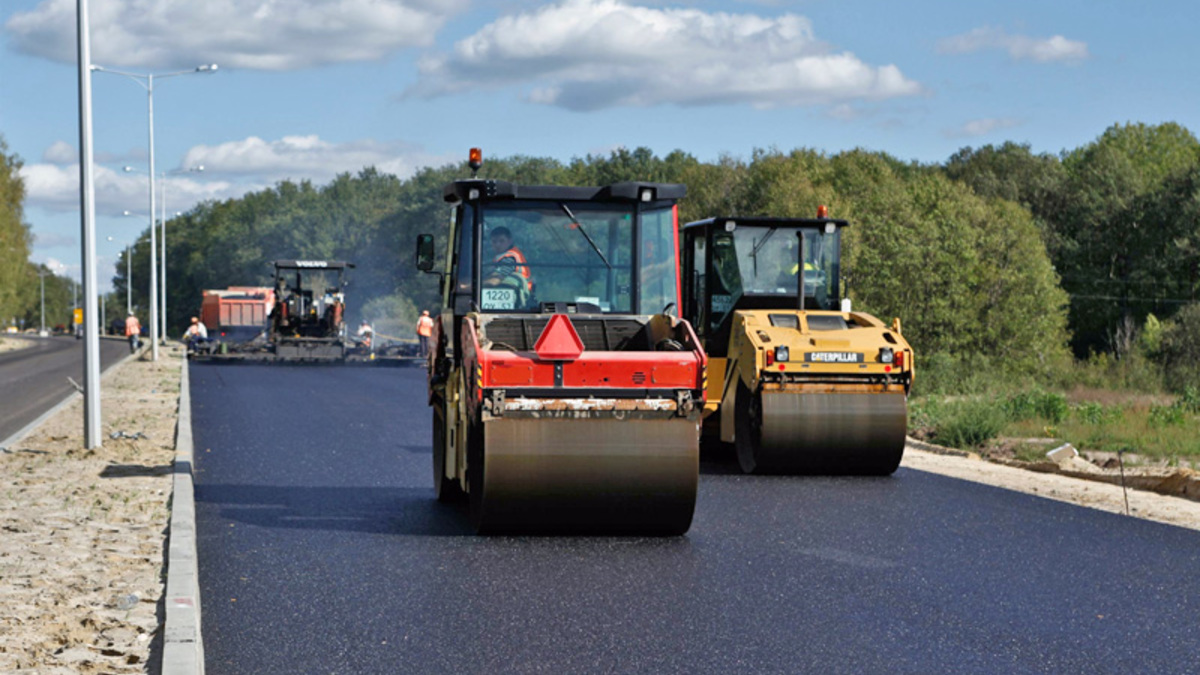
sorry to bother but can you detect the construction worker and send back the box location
[124,312,141,353]
[182,316,209,352]
[357,319,374,352]
[483,227,533,307]
[416,310,434,358]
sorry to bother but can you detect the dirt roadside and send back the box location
[0,336,35,354]
[902,445,1200,530]
[0,345,182,674]
[2,352,1198,671]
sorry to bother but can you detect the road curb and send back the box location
[0,344,141,452]
[163,356,204,674]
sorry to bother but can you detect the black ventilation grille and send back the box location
[483,318,648,351]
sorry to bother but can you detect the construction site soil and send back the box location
[2,346,1199,672]
[0,336,35,354]
[0,346,180,673]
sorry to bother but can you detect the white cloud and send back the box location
[180,134,455,183]
[408,0,922,111]
[944,117,1022,139]
[938,27,1089,64]
[21,134,452,215]
[19,162,240,215]
[42,141,78,164]
[4,0,466,70]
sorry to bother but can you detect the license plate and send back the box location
[482,288,517,310]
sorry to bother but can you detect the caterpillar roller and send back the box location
[415,149,706,534]
[680,209,913,475]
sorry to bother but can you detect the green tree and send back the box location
[1,136,34,326]
[1054,122,1200,355]
[1160,303,1200,392]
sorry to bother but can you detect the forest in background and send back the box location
[3,122,1199,397]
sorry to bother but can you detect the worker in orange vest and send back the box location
[483,227,533,307]
[416,310,434,358]
[124,312,141,353]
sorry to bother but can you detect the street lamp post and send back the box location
[92,62,217,361]
[76,0,102,448]
[38,267,48,336]
[160,165,200,341]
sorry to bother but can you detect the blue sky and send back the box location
[2,0,1197,290]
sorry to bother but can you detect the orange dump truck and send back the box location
[200,287,275,343]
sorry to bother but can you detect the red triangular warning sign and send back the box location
[534,314,584,361]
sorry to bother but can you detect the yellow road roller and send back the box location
[680,209,913,475]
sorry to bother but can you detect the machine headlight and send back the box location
[775,345,789,362]
[878,347,894,364]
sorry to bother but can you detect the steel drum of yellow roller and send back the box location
[735,383,907,475]
[467,416,699,535]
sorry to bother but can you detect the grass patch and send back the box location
[910,389,1200,460]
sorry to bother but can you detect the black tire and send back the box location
[466,415,488,533]
[734,379,766,474]
[432,402,464,502]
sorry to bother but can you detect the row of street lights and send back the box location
[92,62,217,362]
[71,0,218,448]
[121,164,203,342]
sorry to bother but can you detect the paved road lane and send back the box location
[0,336,130,442]
[192,363,1200,674]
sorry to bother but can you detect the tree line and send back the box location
[1,136,110,334]
[4,123,1198,392]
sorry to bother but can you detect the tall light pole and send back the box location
[92,62,217,361]
[163,165,201,340]
[118,213,139,314]
[37,266,48,336]
[139,164,201,341]
[76,0,102,448]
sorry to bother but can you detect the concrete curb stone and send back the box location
[162,356,205,674]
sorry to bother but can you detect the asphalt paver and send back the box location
[192,363,1200,674]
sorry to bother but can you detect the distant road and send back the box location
[0,336,129,443]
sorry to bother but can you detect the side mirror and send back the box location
[415,234,436,272]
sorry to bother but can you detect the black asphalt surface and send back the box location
[192,363,1200,674]
[0,335,130,442]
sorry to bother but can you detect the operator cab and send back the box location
[421,180,686,319]
[681,214,848,357]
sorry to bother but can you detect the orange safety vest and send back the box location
[494,246,533,292]
[416,315,434,337]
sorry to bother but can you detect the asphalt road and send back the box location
[192,363,1200,674]
[0,335,130,443]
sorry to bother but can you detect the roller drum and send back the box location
[745,391,907,475]
[471,417,699,535]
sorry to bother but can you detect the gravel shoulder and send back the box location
[0,336,35,354]
[902,443,1200,531]
[0,345,182,673]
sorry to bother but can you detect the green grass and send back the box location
[911,390,1200,460]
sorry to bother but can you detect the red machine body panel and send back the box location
[200,287,275,337]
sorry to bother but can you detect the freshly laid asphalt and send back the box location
[0,335,130,442]
[191,363,1200,674]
